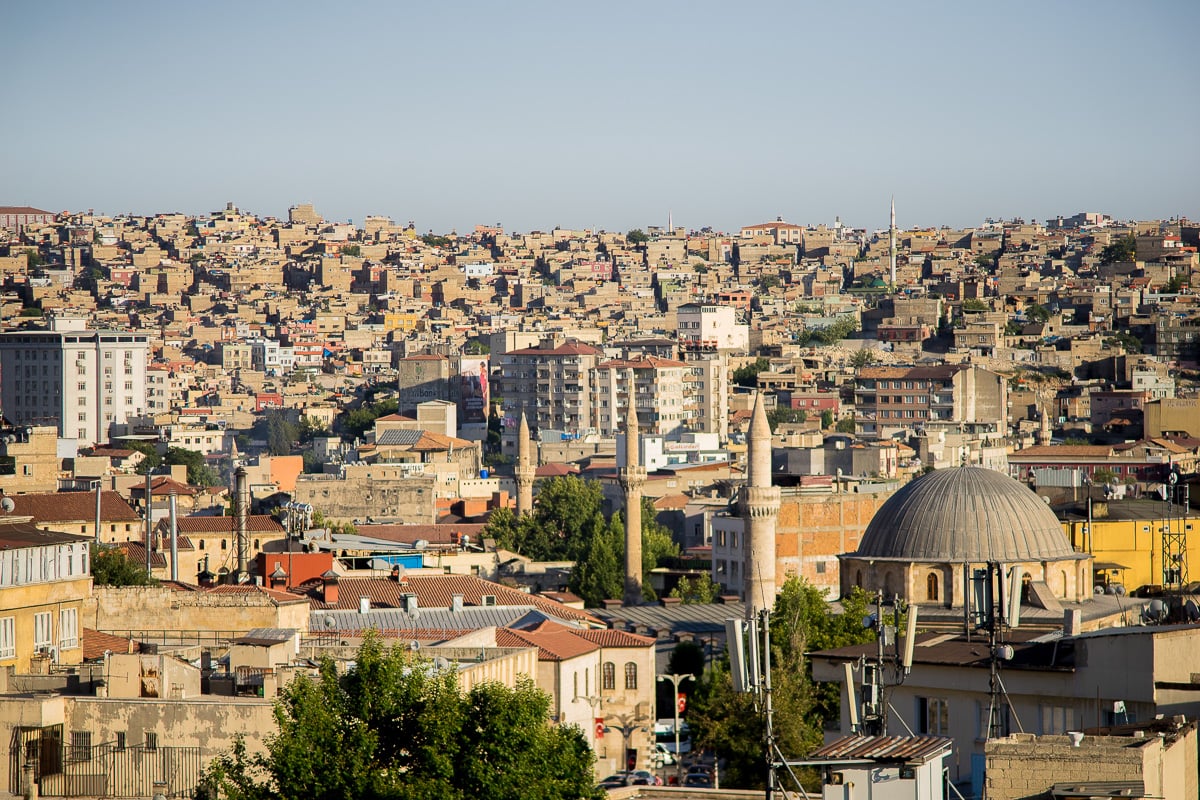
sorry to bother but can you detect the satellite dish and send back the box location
[409,640,421,651]
[414,539,428,551]
[0,497,13,514]
[433,657,450,671]
[323,615,336,629]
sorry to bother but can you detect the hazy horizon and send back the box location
[5,1,1198,233]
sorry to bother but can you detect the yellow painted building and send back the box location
[0,518,92,672]
[1060,498,1198,593]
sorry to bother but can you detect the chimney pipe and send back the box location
[235,467,249,583]
[168,491,178,582]
[321,571,339,604]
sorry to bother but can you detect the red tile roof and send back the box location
[9,491,141,523]
[496,621,599,661]
[573,629,655,649]
[82,629,138,661]
[302,574,602,624]
[175,515,285,534]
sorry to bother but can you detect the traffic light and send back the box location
[626,748,637,771]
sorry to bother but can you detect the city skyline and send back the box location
[5,0,1198,232]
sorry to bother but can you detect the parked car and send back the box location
[682,769,713,788]
[597,774,630,789]
[629,770,663,786]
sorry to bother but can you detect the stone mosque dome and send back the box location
[855,467,1076,563]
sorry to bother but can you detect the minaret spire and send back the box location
[619,368,646,605]
[515,410,535,516]
[889,195,897,288]
[741,392,781,617]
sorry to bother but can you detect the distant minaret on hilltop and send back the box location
[889,195,897,287]
[515,410,535,516]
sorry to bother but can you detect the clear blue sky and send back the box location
[4,1,1197,233]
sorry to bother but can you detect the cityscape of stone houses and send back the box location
[0,201,1197,799]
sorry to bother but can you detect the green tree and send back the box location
[202,635,600,800]
[126,440,164,474]
[758,275,780,292]
[962,298,988,312]
[849,349,876,369]
[569,511,624,607]
[163,447,220,487]
[340,398,399,440]
[261,410,301,456]
[820,409,835,429]
[1100,234,1136,265]
[341,244,362,257]
[766,407,807,432]
[626,228,649,245]
[835,417,855,434]
[90,544,157,586]
[23,248,46,269]
[666,640,706,680]
[668,573,719,604]
[1026,304,1051,323]
[732,357,770,388]
[973,253,995,269]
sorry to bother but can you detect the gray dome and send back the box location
[855,467,1075,562]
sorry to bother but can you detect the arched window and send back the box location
[624,662,638,690]
[221,539,227,550]
[254,539,260,549]
[602,662,616,691]
[927,573,939,602]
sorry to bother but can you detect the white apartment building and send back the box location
[249,338,296,374]
[497,342,602,453]
[0,318,149,447]
[683,353,730,440]
[676,303,749,352]
[146,365,187,415]
[591,356,688,437]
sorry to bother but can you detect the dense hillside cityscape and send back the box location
[0,202,1197,800]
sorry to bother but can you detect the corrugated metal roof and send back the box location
[854,467,1077,562]
[809,735,952,763]
[312,606,570,632]
[377,429,424,446]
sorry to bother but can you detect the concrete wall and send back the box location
[84,585,311,638]
[986,725,1197,800]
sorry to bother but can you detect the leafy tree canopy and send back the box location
[668,573,720,605]
[962,298,988,312]
[796,316,858,346]
[849,349,876,369]
[732,357,770,389]
[1100,234,1136,265]
[339,397,399,441]
[201,635,600,800]
[626,228,649,245]
[835,417,855,434]
[90,544,157,586]
[766,407,806,432]
[483,477,679,606]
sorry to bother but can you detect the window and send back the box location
[145,732,157,751]
[918,697,948,735]
[116,732,126,751]
[1040,704,1075,735]
[0,617,14,660]
[603,662,616,691]
[59,608,79,649]
[70,731,92,763]
[34,612,53,649]
[927,573,940,602]
[977,700,1010,739]
[624,662,638,690]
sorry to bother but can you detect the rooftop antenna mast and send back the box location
[1161,470,1188,615]
[857,590,918,736]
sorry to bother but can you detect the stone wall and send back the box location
[84,585,310,638]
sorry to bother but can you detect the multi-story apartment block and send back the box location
[0,317,149,447]
[498,342,602,453]
[248,337,296,375]
[853,364,1007,441]
[683,353,730,440]
[0,518,92,671]
[676,303,749,352]
[591,356,688,437]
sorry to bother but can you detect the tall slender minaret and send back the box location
[741,393,781,617]
[619,369,646,605]
[515,410,535,516]
[889,195,897,287]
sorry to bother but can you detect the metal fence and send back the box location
[10,727,202,798]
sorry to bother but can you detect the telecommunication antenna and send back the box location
[856,592,918,736]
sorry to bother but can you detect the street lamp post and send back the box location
[656,672,693,781]
[606,712,647,776]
